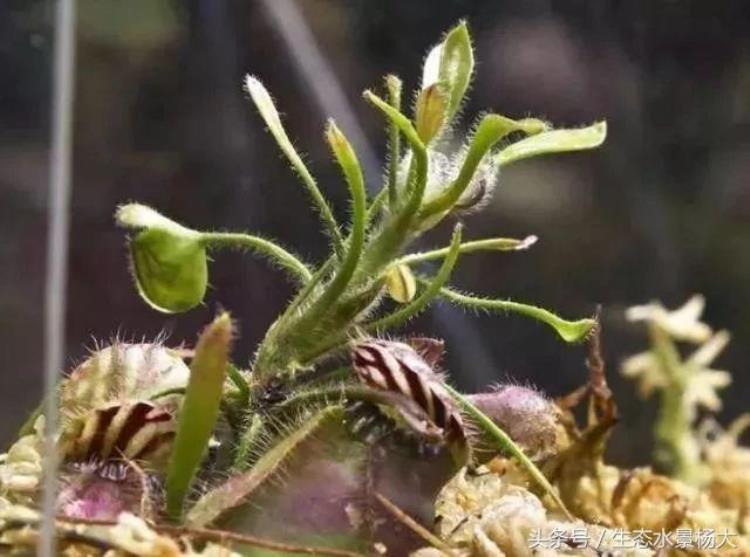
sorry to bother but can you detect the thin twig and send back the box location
[54,516,364,557]
[373,491,457,556]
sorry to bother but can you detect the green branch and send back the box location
[397,235,537,266]
[201,232,312,284]
[435,285,595,343]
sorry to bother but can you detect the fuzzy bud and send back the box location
[468,385,562,460]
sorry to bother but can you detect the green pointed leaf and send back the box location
[166,313,234,519]
[496,121,607,166]
[116,204,207,313]
[437,21,474,121]
[245,75,343,254]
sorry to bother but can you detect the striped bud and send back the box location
[58,343,191,473]
[351,339,465,445]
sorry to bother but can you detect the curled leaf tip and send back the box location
[556,317,598,343]
[515,235,539,251]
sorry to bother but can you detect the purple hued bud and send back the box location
[468,384,563,461]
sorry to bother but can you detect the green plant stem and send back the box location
[419,114,539,219]
[649,324,701,482]
[435,285,595,343]
[201,232,312,283]
[271,383,394,414]
[396,236,535,266]
[226,363,250,403]
[232,413,265,472]
[360,91,428,275]
[444,384,573,520]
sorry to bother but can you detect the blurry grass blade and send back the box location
[385,263,417,303]
[166,313,234,518]
[495,121,607,166]
[187,406,343,526]
[437,21,474,121]
[420,114,548,219]
[415,84,446,143]
[444,384,573,520]
[245,75,343,254]
[437,285,596,343]
[116,204,207,313]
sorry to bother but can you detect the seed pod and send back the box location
[58,342,191,472]
[351,339,465,445]
[385,264,417,304]
[468,384,563,460]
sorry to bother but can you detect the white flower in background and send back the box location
[621,351,668,398]
[626,295,712,343]
[682,330,732,416]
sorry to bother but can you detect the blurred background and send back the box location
[1,0,749,466]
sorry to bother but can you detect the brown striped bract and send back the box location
[351,338,465,445]
[58,342,191,475]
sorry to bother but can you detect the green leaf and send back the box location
[116,204,207,313]
[245,75,344,255]
[437,21,474,121]
[187,406,342,526]
[495,121,607,166]
[290,122,366,325]
[166,313,234,519]
[436,285,596,343]
[419,114,547,221]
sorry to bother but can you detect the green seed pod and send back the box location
[385,264,417,304]
[116,203,208,313]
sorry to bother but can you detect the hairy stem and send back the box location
[201,232,312,283]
